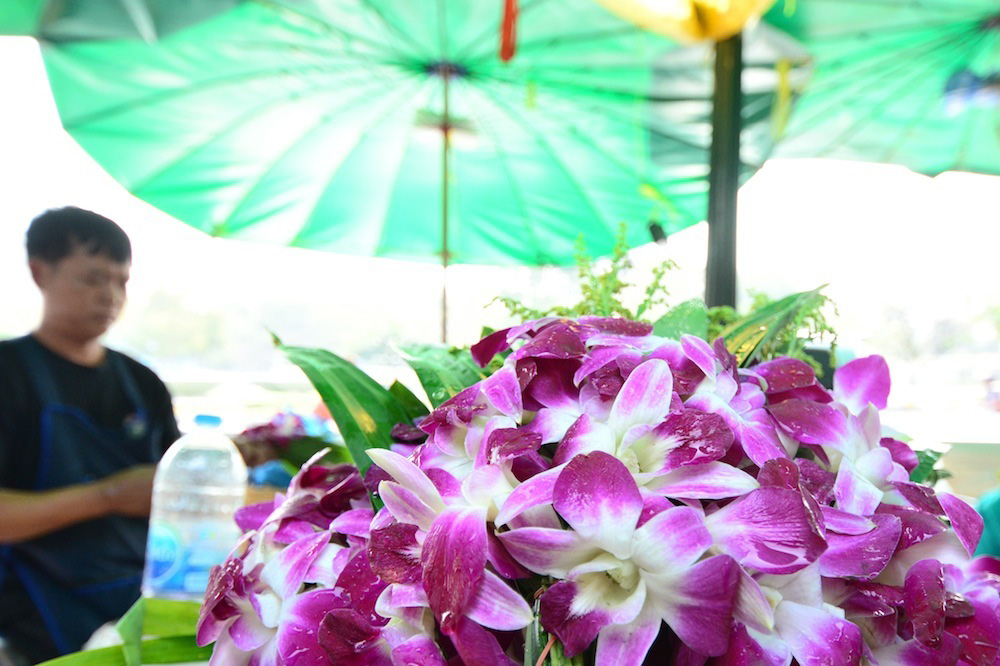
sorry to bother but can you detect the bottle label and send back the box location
[143,517,240,600]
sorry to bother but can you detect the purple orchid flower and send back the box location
[499,452,740,664]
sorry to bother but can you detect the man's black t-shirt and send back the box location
[0,336,180,662]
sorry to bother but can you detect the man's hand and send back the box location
[96,465,156,516]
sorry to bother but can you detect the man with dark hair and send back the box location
[0,207,180,663]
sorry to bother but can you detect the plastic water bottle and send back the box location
[142,414,247,600]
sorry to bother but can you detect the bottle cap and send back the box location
[193,414,223,428]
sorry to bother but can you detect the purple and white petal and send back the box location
[821,506,876,535]
[647,462,759,500]
[646,555,740,656]
[330,508,375,539]
[526,408,581,444]
[774,601,864,666]
[938,492,984,557]
[732,567,775,633]
[497,526,600,577]
[281,590,359,665]
[553,452,643,559]
[480,366,522,418]
[753,358,817,394]
[260,531,330,600]
[902,558,946,647]
[494,463,564,527]
[631,506,712,572]
[833,355,890,414]
[464,570,534,631]
[378,482,437,532]
[391,635,447,666]
[594,611,662,666]
[681,335,717,381]
[607,359,673,434]
[445,615,517,666]
[420,506,487,631]
[834,457,884,517]
[819,513,901,581]
[540,581,610,657]
[649,410,734,473]
[768,399,848,449]
[706,487,827,574]
[869,634,963,666]
[366,449,444,513]
[553,415,616,465]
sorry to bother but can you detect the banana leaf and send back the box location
[652,298,709,340]
[718,287,826,366]
[38,598,208,665]
[397,344,489,408]
[282,345,410,476]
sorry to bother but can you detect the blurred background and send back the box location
[2,32,998,496]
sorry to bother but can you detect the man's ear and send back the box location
[28,258,51,289]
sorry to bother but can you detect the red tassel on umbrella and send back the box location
[500,0,518,62]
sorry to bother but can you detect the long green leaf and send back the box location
[282,345,409,476]
[142,599,203,638]
[719,287,825,366]
[398,344,488,407]
[388,380,430,421]
[652,298,708,339]
[280,436,352,468]
[38,637,211,666]
[114,597,144,666]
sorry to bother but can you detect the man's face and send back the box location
[33,245,131,341]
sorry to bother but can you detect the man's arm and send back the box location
[0,465,156,543]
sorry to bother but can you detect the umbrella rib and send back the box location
[801,0,988,12]
[878,35,992,171]
[58,60,409,129]
[124,68,419,197]
[473,85,619,242]
[459,85,546,264]
[231,84,426,237]
[791,14,990,43]
[793,29,985,166]
[802,18,977,78]
[269,0,431,63]
[784,21,982,133]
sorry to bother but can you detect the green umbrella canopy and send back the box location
[37,0,800,266]
[767,0,1000,175]
[0,0,236,41]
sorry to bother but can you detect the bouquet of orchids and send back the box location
[196,310,1000,665]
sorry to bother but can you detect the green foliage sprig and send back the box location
[710,289,839,375]
[493,225,676,321]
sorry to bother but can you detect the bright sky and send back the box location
[2,36,999,398]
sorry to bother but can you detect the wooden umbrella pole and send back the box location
[441,65,451,344]
[705,31,743,309]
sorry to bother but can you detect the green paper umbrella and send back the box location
[0,0,236,41]
[767,0,1000,175]
[36,0,801,269]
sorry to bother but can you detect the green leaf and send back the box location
[281,345,409,476]
[388,380,430,421]
[653,299,708,339]
[718,287,825,366]
[38,637,211,666]
[279,436,352,468]
[398,344,488,407]
[910,449,945,484]
[524,597,545,666]
[114,597,144,666]
[142,599,203,638]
